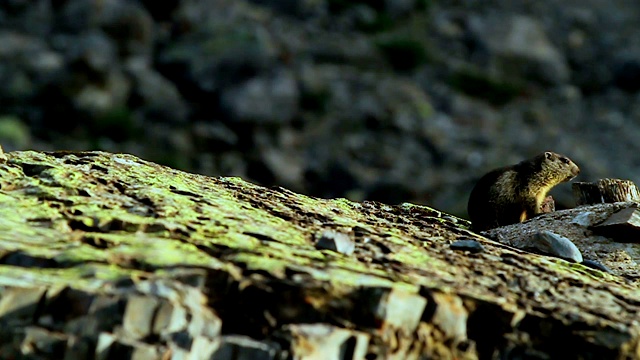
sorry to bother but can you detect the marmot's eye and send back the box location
[560,157,570,164]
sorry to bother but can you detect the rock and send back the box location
[59,0,154,57]
[592,207,640,241]
[20,327,68,358]
[65,31,119,75]
[152,301,188,336]
[429,292,468,343]
[315,230,355,255]
[450,239,485,254]
[581,260,613,274]
[0,151,640,358]
[598,179,640,203]
[95,333,161,360]
[0,30,62,101]
[61,293,123,337]
[64,336,94,360]
[470,14,569,85]
[192,121,239,151]
[122,295,160,339]
[0,0,53,36]
[71,70,132,119]
[210,335,280,360]
[571,211,595,227]
[530,231,583,263]
[574,179,640,204]
[126,60,188,124]
[378,289,427,333]
[0,286,47,324]
[221,69,300,124]
[288,324,369,360]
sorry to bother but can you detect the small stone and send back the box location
[450,240,485,254]
[571,212,595,227]
[581,260,613,273]
[531,231,583,263]
[315,230,355,255]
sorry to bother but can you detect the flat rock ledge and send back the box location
[0,151,639,359]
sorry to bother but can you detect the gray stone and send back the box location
[581,260,613,273]
[571,211,595,227]
[450,239,485,254]
[0,0,53,36]
[59,0,154,56]
[126,61,188,124]
[72,70,132,117]
[531,231,583,263]
[66,31,118,74]
[221,69,300,124]
[471,14,569,84]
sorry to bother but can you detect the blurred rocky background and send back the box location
[1,0,638,217]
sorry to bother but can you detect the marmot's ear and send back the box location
[545,151,553,159]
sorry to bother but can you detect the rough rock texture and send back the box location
[2,1,640,218]
[1,150,640,359]
[485,201,640,282]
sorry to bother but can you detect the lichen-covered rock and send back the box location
[0,150,639,359]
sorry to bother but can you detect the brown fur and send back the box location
[467,151,580,231]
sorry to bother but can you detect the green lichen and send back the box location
[0,149,639,340]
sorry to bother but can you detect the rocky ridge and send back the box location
[0,150,639,359]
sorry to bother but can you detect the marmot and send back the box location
[467,151,580,231]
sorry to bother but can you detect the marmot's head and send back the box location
[540,151,580,182]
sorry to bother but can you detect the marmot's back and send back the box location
[467,151,580,231]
